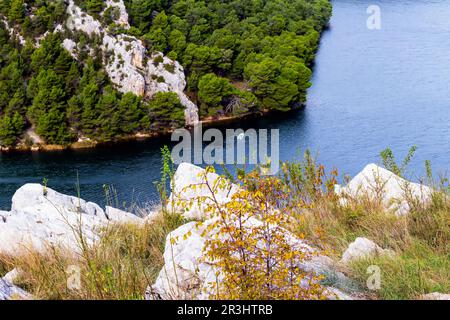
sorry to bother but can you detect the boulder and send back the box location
[335,164,432,215]
[419,292,450,300]
[0,184,142,255]
[105,206,143,224]
[341,237,394,264]
[151,163,357,299]
[2,268,21,284]
[166,163,239,219]
[103,0,130,28]
[0,279,31,300]
[148,217,356,300]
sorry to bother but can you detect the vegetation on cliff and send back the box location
[0,0,331,147]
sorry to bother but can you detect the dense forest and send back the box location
[0,0,331,147]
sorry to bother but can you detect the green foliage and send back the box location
[146,92,185,129]
[8,0,25,24]
[124,0,331,114]
[380,145,417,177]
[350,240,449,299]
[244,56,311,111]
[198,73,235,117]
[0,0,332,146]
[0,112,24,146]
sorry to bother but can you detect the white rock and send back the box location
[151,161,358,300]
[65,0,199,125]
[341,237,393,264]
[148,217,355,300]
[0,184,142,255]
[62,38,77,58]
[1,18,25,45]
[166,163,239,219]
[2,268,21,284]
[103,0,130,28]
[336,164,432,215]
[0,279,31,300]
[105,206,142,224]
[419,292,450,300]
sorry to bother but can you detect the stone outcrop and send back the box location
[1,17,25,45]
[0,184,142,255]
[0,278,31,300]
[148,217,355,300]
[103,0,130,28]
[166,163,239,220]
[335,164,432,215]
[341,237,394,264]
[148,163,357,300]
[419,292,450,300]
[65,0,198,125]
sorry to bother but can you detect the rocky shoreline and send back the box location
[0,162,447,300]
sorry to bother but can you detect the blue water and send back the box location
[1,0,450,210]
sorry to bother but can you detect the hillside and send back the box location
[0,159,448,300]
[0,0,331,148]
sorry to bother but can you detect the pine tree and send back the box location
[8,0,25,24]
[119,92,142,134]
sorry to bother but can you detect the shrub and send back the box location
[184,167,328,300]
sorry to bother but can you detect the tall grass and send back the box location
[0,148,447,300]
[0,210,185,299]
[273,150,449,299]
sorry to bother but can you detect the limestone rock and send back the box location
[105,206,142,224]
[0,279,32,300]
[62,38,77,58]
[2,268,21,285]
[151,163,356,299]
[419,292,450,300]
[0,184,142,255]
[103,0,130,28]
[148,217,355,300]
[65,0,198,125]
[341,237,394,264]
[335,164,432,215]
[166,163,239,219]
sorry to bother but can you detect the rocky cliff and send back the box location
[64,0,198,125]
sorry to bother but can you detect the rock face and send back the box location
[335,164,432,215]
[341,237,393,264]
[0,279,31,300]
[167,163,239,220]
[103,0,130,28]
[0,184,141,255]
[149,216,355,300]
[2,268,21,284]
[149,163,356,300]
[65,0,199,125]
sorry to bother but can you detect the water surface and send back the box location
[1,0,449,210]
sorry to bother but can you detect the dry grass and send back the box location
[275,156,449,300]
[0,153,448,300]
[0,210,185,300]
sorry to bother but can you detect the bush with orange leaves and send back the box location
[184,166,330,300]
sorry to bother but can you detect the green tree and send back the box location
[148,92,185,129]
[119,93,143,134]
[198,73,235,117]
[0,112,24,146]
[244,56,311,111]
[8,0,25,24]
[85,0,105,18]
